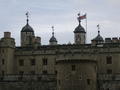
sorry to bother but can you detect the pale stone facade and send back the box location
[0,15,120,90]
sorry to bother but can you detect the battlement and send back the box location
[105,37,120,43]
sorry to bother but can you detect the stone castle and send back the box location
[0,13,120,90]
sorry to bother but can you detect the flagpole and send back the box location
[85,13,87,44]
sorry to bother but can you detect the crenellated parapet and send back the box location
[0,32,15,48]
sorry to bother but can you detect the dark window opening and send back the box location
[55,58,57,65]
[87,79,91,85]
[58,80,61,85]
[2,49,4,53]
[19,59,24,66]
[55,70,57,74]
[37,76,41,81]
[43,58,48,65]
[106,56,112,64]
[79,74,82,80]
[107,69,112,74]
[19,71,24,75]
[2,71,4,76]
[31,59,35,66]
[2,59,5,65]
[42,70,48,74]
[30,71,35,75]
[72,65,76,71]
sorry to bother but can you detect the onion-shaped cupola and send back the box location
[74,21,86,33]
[91,24,104,44]
[21,12,34,33]
[92,31,104,41]
[74,13,86,44]
[49,26,57,45]
[21,12,35,47]
[21,22,34,33]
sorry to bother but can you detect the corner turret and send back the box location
[0,32,15,75]
[49,26,57,45]
[91,24,104,45]
[21,12,35,47]
[0,32,15,48]
[74,13,86,44]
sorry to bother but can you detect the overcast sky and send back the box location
[0,0,120,46]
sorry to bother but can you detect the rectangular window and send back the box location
[2,49,4,53]
[106,56,112,64]
[55,58,57,65]
[19,59,24,66]
[2,59,5,65]
[37,76,41,81]
[42,58,48,65]
[42,70,48,74]
[72,65,76,71]
[87,79,91,85]
[55,70,57,74]
[31,59,35,66]
[30,71,35,75]
[107,69,112,74]
[79,74,82,80]
[2,71,4,76]
[19,71,24,75]
[58,80,61,85]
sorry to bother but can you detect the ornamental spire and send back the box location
[26,12,29,24]
[77,13,81,25]
[97,24,100,35]
[52,26,54,37]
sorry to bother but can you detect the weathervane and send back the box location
[78,13,80,17]
[52,26,54,36]
[97,24,100,35]
[26,12,29,24]
[77,13,81,24]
